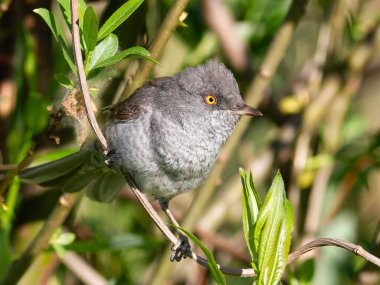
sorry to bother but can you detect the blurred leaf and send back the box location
[0,179,20,279]
[240,168,261,265]
[33,8,76,72]
[19,150,91,184]
[54,232,76,246]
[91,46,157,71]
[295,259,315,284]
[51,230,76,258]
[97,0,144,41]
[65,234,156,252]
[57,0,87,27]
[86,171,125,203]
[55,74,74,89]
[0,230,11,279]
[87,34,118,72]
[254,172,294,285]
[52,244,66,259]
[83,6,99,52]
[25,95,49,134]
[177,227,226,285]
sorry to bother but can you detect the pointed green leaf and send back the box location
[91,46,157,71]
[33,8,76,72]
[52,244,67,259]
[98,0,144,41]
[254,171,294,285]
[87,34,118,72]
[55,74,74,89]
[83,6,99,52]
[55,232,76,246]
[240,168,261,264]
[57,0,88,51]
[176,227,226,285]
[57,0,87,27]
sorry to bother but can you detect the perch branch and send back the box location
[70,0,108,151]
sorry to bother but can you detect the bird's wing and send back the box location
[106,103,151,121]
[105,77,171,122]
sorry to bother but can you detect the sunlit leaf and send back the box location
[240,168,261,265]
[57,0,87,51]
[55,74,74,89]
[91,46,157,70]
[55,232,76,246]
[254,172,294,285]
[57,0,87,27]
[87,34,118,72]
[83,6,99,52]
[97,0,144,41]
[33,8,76,72]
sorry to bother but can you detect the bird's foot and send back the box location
[170,233,191,262]
[104,148,115,167]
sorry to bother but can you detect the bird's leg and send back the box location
[159,199,191,262]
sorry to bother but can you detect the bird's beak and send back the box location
[229,104,262,117]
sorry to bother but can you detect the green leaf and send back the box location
[83,6,99,52]
[87,34,118,72]
[176,227,226,285]
[240,168,261,265]
[50,230,76,258]
[98,0,144,41]
[91,46,157,70]
[52,244,67,259]
[57,0,88,51]
[57,0,87,27]
[55,74,74,89]
[254,171,294,285]
[55,232,76,246]
[33,8,76,72]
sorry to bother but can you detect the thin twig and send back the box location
[122,0,190,97]
[0,192,81,285]
[202,0,250,74]
[288,238,380,267]
[0,164,16,171]
[62,251,107,285]
[70,0,108,151]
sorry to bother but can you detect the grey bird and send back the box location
[20,61,262,260]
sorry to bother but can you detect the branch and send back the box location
[0,192,81,285]
[62,251,107,285]
[70,0,108,152]
[202,0,250,74]
[122,0,190,97]
[288,238,380,267]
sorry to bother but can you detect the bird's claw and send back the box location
[170,233,191,262]
[104,148,115,167]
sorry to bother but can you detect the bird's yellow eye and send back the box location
[205,95,217,105]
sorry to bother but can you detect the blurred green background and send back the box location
[0,0,380,284]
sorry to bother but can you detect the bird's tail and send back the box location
[19,148,125,202]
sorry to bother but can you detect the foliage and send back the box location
[34,0,155,82]
[0,0,380,284]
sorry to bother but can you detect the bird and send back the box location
[20,60,262,260]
